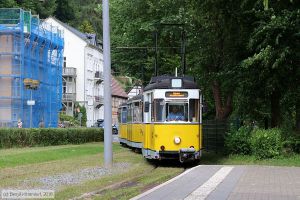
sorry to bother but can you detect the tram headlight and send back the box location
[174,137,181,144]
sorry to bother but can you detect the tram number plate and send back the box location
[165,91,188,98]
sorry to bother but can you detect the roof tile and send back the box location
[111,76,128,99]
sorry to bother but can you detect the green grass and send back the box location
[0,143,121,168]
[94,167,183,200]
[1,143,299,200]
[0,142,183,200]
[201,151,300,167]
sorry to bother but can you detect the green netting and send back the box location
[23,11,31,33]
[0,8,20,24]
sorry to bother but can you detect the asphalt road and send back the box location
[131,165,300,200]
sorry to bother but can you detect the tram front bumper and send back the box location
[179,148,200,163]
[153,149,201,162]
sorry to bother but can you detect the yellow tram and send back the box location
[118,75,203,162]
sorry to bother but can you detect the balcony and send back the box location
[94,71,104,82]
[95,95,104,104]
[63,67,76,77]
[62,93,76,101]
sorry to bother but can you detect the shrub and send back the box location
[0,128,103,149]
[250,128,282,159]
[225,126,252,155]
[59,113,80,127]
[282,134,300,154]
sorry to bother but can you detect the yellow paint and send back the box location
[130,123,143,143]
[119,123,202,152]
[119,124,127,140]
[142,124,202,152]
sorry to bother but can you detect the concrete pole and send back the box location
[103,0,113,168]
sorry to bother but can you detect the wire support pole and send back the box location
[181,29,186,76]
[154,31,158,76]
[103,0,113,168]
[115,46,180,49]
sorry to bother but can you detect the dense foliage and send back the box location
[0,128,103,148]
[225,126,284,159]
[0,0,100,33]
[250,128,282,159]
[59,113,80,127]
[225,126,252,155]
[108,0,300,131]
[74,103,87,127]
[1,0,299,132]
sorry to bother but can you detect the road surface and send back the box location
[131,165,300,200]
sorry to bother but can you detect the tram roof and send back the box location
[144,75,198,92]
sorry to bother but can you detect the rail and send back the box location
[63,67,76,77]
[62,93,76,101]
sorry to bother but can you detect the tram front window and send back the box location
[166,104,188,121]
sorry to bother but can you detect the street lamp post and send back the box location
[24,78,39,128]
[103,0,113,168]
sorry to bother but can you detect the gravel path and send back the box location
[23,162,130,190]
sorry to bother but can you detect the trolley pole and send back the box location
[103,0,113,168]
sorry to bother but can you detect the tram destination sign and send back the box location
[165,91,188,98]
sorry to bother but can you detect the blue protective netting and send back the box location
[0,8,64,127]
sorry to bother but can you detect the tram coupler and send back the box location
[179,148,196,163]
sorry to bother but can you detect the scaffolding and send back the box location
[0,8,64,128]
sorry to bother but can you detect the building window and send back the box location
[64,57,66,67]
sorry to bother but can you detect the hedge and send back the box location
[0,128,104,149]
[225,127,284,159]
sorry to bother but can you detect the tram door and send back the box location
[142,93,152,157]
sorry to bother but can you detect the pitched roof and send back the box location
[111,76,128,99]
[45,17,101,47]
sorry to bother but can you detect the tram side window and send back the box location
[133,102,142,122]
[153,99,165,122]
[189,99,199,122]
[127,104,132,123]
[117,108,121,123]
[121,107,127,123]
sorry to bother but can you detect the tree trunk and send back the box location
[270,90,281,128]
[296,101,300,133]
[211,81,233,120]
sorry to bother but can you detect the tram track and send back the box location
[70,164,181,200]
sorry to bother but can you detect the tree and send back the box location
[0,0,17,8]
[36,0,57,19]
[79,20,95,33]
[238,1,300,128]
[18,0,36,12]
[74,103,87,127]
[109,0,253,120]
[54,0,77,23]
[187,0,253,120]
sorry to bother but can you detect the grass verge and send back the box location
[0,143,123,168]
[0,143,183,200]
[1,144,299,200]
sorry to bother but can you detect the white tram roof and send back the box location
[143,75,199,92]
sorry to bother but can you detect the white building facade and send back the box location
[45,17,104,127]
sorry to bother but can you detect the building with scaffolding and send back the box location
[0,8,64,128]
[45,17,104,127]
